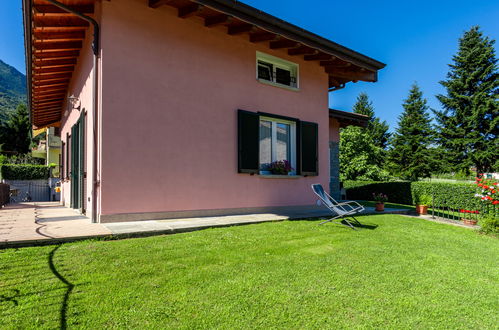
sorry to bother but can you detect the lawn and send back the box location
[1,214,498,329]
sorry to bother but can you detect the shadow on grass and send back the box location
[293,216,379,230]
[48,245,74,330]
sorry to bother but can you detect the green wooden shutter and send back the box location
[238,110,260,174]
[79,112,85,213]
[299,121,319,176]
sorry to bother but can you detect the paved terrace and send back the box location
[1,202,412,248]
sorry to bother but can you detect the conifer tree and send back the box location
[434,26,499,174]
[0,103,31,154]
[388,84,435,180]
[340,93,389,181]
[353,93,390,149]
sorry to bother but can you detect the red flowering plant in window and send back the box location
[474,175,499,205]
[267,160,294,175]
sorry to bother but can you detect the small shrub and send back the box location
[0,164,50,180]
[479,216,499,236]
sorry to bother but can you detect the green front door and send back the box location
[70,112,85,212]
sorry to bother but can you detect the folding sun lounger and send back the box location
[311,184,365,230]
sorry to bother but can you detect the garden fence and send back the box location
[430,194,498,222]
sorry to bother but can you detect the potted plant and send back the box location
[459,209,479,226]
[415,194,432,215]
[268,160,294,175]
[372,192,388,212]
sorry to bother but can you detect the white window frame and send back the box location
[256,51,299,91]
[259,116,297,175]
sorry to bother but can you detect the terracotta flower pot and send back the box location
[416,205,428,215]
[462,218,478,226]
[375,202,385,212]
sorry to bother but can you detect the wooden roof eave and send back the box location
[148,0,385,90]
[23,0,95,129]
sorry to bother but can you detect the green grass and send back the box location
[1,214,498,329]
[357,200,416,210]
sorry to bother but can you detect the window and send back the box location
[238,110,318,176]
[259,116,296,174]
[256,51,298,89]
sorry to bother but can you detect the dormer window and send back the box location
[256,51,299,90]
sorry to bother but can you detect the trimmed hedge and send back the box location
[0,164,50,180]
[344,180,482,212]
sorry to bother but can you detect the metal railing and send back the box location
[430,194,498,222]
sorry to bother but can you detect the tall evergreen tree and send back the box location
[434,26,499,174]
[0,103,31,154]
[340,93,389,181]
[388,84,435,180]
[353,92,390,149]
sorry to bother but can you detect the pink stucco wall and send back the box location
[60,2,102,220]
[95,0,333,218]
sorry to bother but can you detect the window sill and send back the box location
[260,174,302,179]
[257,79,300,92]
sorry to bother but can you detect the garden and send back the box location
[345,175,499,235]
[1,214,498,329]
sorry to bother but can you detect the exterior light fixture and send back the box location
[68,95,81,111]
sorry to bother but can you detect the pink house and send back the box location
[23,0,384,223]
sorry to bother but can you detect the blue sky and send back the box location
[1,0,498,130]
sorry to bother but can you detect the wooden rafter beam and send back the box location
[34,40,82,51]
[34,101,63,108]
[32,86,67,93]
[227,23,254,35]
[33,30,85,40]
[33,66,74,74]
[326,67,377,82]
[204,14,231,27]
[33,16,89,28]
[34,108,61,115]
[304,53,333,61]
[34,58,77,67]
[288,46,317,56]
[34,50,80,59]
[33,87,66,94]
[178,3,202,18]
[34,78,70,86]
[148,0,175,8]
[249,32,277,43]
[34,83,68,91]
[33,72,72,80]
[320,60,351,68]
[33,4,94,14]
[269,39,299,49]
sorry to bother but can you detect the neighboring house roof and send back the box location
[329,109,370,128]
[23,0,386,128]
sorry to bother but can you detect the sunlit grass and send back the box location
[1,214,498,329]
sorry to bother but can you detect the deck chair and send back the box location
[311,184,365,230]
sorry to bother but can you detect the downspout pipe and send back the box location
[45,0,100,223]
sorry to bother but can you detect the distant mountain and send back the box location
[0,59,27,122]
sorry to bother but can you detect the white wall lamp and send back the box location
[68,95,81,111]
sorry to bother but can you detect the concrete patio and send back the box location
[0,202,412,248]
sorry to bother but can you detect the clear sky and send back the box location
[1,0,498,131]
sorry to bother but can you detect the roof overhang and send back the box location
[23,0,385,128]
[23,0,95,129]
[329,109,369,128]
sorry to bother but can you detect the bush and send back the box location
[344,181,413,204]
[0,164,50,180]
[479,216,499,236]
[344,180,483,212]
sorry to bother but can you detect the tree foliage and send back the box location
[0,103,31,155]
[340,93,390,181]
[388,84,436,180]
[434,26,499,174]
